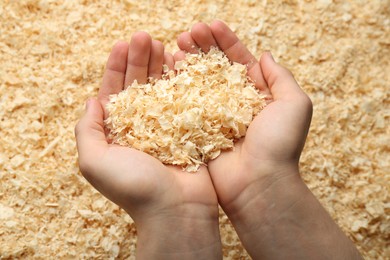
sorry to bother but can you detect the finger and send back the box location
[99,41,129,107]
[148,40,165,79]
[210,20,268,92]
[75,98,108,176]
[173,50,186,62]
[260,52,308,101]
[125,31,152,87]
[177,31,199,54]
[210,20,257,70]
[164,51,174,71]
[190,22,217,52]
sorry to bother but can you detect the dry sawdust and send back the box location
[106,48,265,172]
[0,0,389,259]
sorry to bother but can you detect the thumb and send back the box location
[260,52,305,101]
[75,98,108,170]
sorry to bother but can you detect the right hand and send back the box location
[75,32,222,259]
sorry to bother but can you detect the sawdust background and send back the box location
[0,0,389,259]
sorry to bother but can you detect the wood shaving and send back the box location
[0,1,389,259]
[106,48,266,172]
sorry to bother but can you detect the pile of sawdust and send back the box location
[0,1,388,259]
[106,48,265,172]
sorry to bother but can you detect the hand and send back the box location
[75,32,222,259]
[177,20,312,221]
[177,21,362,259]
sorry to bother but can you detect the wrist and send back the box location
[135,204,222,259]
[221,161,301,219]
[225,168,304,233]
[225,169,362,259]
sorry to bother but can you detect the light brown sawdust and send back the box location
[106,48,266,172]
[0,0,388,259]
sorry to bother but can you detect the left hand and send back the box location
[175,20,312,218]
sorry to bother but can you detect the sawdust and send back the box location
[0,0,389,259]
[106,48,266,172]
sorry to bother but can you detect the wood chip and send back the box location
[0,1,388,258]
[106,48,266,172]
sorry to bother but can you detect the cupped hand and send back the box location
[176,21,313,215]
[177,22,364,260]
[75,32,221,258]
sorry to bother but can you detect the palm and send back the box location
[97,145,216,220]
[208,99,309,208]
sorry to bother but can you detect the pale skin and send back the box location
[75,33,222,259]
[75,21,362,259]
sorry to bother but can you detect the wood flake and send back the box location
[106,48,266,172]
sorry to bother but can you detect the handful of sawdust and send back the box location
[105,47,266,172]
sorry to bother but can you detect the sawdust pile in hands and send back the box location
[106,48,266,172]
